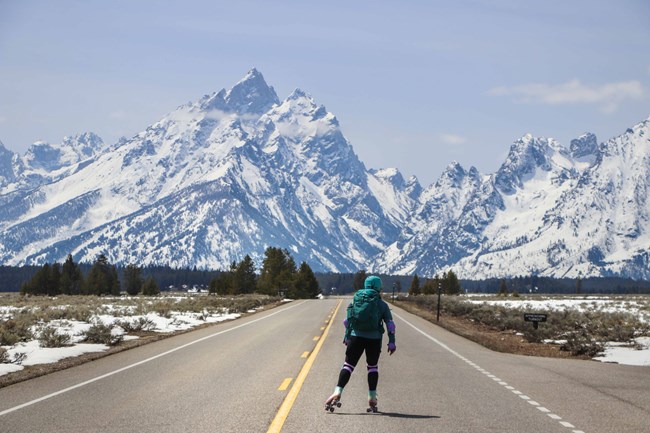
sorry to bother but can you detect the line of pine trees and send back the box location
[20,247,320,299]
[20,254,161,296]
[209,247,320,299]
[408,271,462,296]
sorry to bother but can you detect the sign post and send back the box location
[524,313,547,329]
[436,280,441,322]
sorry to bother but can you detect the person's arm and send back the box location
[383,302,396,354]
[343,303,353,344]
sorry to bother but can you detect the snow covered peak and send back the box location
[371,168,406,189]
[438,161,468,186]
[570,132,598,162]
[279,89,332,123]
[23,132,106,172]
[23,141,63,171]
[600,116,649,159]
[0,141,16,187]
[287,88,308,100]
[61,132,106,160]
[405,175,422,199]
[495,135,563,194]
[224,68,279,115]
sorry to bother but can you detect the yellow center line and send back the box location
[313,336,320,341]
[301,351,309,358]
[278,378,293,391]
[266,300,342,433]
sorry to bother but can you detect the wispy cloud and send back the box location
[488,79,645,113]
[439,133,467,145]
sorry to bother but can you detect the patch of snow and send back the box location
[594,337,650,366]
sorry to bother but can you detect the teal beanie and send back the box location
[364,275,382,291]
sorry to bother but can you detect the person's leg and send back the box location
[326,336,364,404]
[336,336,364,389]
[365,339,382,404]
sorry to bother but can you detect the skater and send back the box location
[325,275,396,413]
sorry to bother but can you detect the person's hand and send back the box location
[343,338,350,346]
[387,342,396,355]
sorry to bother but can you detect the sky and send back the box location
[1,0,649,186]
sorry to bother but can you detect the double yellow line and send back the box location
[266,300,342,433]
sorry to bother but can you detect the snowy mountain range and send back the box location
[1,69,649,280]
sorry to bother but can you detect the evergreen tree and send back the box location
[443,270,462,295]
[60,254,83,295]
[292,262,320,299]
[257,247,296,296]
[498,279,509,296]
[421,277,436,295]
[353,270,367,291]
[21,264,49,295]
[47,263,62,296]
[85,254,120,296]
[409,274,421,296]
[20,262,65,296]
[124,264,143,296]
[209,271,232,295]
[142,277,160,296]
[232,255,257,294]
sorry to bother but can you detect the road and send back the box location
[0,299,648,433]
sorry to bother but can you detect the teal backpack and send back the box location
[348,288,382,332]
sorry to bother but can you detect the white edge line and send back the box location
[394,312,585,433]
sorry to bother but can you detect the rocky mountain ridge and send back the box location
[1,69,648,280]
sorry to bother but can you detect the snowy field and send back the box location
[0,294,281,378]
[466,295,650,366]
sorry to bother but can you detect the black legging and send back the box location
[336,336,382,392]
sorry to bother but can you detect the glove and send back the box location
[343,318,349,328]
[343,338,350,346]
[387,342,396,355]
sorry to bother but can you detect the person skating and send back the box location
[325,275,396,412]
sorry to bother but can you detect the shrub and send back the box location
[83,322,123,346]
[0,347,8,363]
[38,326,72,348]
[116,317,156,333]
[12,352,27,365]
[560,331,604,357]
[0,318,34,346]
[151,301,174,319]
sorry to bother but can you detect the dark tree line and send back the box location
[461,276,650,294]
[10,255,650,296]
[408,271,462,296]
[17,247,320,298]
[209,247,320,299]
[20,254,160,296]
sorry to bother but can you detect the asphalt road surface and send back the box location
[1,299,648,433]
